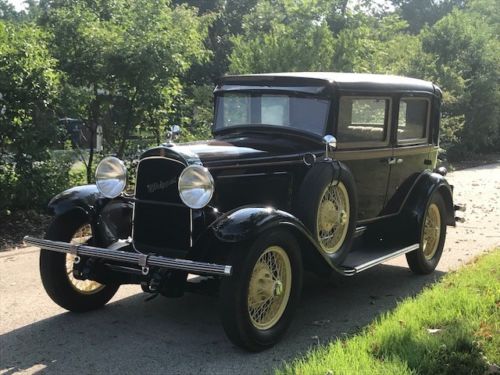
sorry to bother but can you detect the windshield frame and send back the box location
[212,90,332,138]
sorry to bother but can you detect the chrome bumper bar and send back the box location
[23,236,232,277]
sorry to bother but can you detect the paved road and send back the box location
[1,163,499,375]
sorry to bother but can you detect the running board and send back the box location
[340,243,419,276]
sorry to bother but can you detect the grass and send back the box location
[277,249,500,375]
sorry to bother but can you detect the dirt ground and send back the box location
[0,163,499,375]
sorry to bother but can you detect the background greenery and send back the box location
[0,0,499,213]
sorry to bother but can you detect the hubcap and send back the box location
[317,181,350,254]
[247,246,292,330]
[66,224,104,294]
[422,203,441,260]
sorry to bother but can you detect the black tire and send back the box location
[295,162,357,265]
[406,193,447,274]
[219,229,303,351]
[39,214,119,312]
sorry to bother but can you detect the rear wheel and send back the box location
[40,215,119,312]
[406,193,447,274]
[219,230,302,351]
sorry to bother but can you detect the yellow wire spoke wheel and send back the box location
[317,181,350,254]
[65,224,105,294]
[422,203,441,260]
[247,246,292,330]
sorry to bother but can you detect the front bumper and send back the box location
[24,236,232,277]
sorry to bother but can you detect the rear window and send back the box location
[398,99,429,142]
[337,97,389,145]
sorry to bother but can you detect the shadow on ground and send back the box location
[0,264,445,375]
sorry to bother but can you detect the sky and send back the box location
[8,0,27,11]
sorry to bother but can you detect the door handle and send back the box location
[388,157,403,165]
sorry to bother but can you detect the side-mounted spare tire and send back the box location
[295,161,357,265]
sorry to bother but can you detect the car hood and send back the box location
[140,132,323,168]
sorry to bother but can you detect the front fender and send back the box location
[47,184,106,218]
[206,206,341,275]
[211,207,303,243]
[47,185,133,246]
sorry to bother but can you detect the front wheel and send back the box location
[219,230,303,351]
[40,215,119,312]
[406,193,447,274]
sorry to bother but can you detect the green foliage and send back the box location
[0,21,61,155]
[229,0,336,73]
[35,0,212,182]
[391,0,466,33]
[0,153,74,212]
[277,249,500,374]
[0,20,68,212]
[419,5,500,153]
[1,0,499,213]
[0,0,19,21]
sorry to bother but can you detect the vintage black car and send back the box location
[25,73,464,351]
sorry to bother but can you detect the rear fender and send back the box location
[400,171,455,242]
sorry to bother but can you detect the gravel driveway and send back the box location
[1,163,499,375]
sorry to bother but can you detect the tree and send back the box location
[40,0,211,181]
[0,0,19,20]
[229,0,336,73]
[0,20,68,209]
[391,0,466,33]
[420,5,500,153]
[172,0,258,84]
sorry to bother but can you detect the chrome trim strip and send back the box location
[124,196,186,208]
[216,171,289,179]
[24,236,232,277]
[207,158,305,170]
[203,150,324,169]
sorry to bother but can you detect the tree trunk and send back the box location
[85,85,100,184]
[117,91,139,159]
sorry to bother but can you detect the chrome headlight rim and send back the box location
[178,165,214,209]
[95,156,127,199]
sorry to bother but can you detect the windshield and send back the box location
[214,93,330,136]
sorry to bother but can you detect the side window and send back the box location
[337,97,389,145]
[398,98,429,142]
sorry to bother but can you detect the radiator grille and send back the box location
[133,157,190,255]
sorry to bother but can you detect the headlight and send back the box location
[95,156,127,198]
[178,165,214,209]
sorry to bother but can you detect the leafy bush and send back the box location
[0,153,75,213]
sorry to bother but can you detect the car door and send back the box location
[384,96,434,214]
[335,96,393,221]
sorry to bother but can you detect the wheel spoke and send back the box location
[65,224,104,295]
[247,246,292,330]
[317,182,350,253]
[422,204,441,260]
